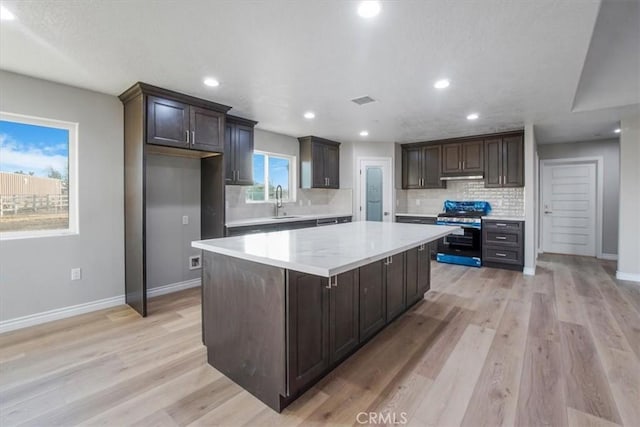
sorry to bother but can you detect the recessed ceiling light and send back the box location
[466,113,479,120]
[614,128,621,134]
[304,111,315,119]
[0,5,16,20]
[357,1,381,18]
[203,78,220,87]
[360,130,369,137]
[434,79,450,89]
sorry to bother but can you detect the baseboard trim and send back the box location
[616,271,640,283]
[0,278,203,335]
[523,266,536,276]
[599,253,618,261]
[0,295,125,334]
[147,278,201,298]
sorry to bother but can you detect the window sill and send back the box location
[0,229,79,241]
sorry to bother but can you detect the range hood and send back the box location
[440,175,484,181]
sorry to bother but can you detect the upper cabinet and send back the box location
[299,136,341,189]
[400,130,524,189]
[401,145,446,189]
[146,91,228,153]
[484,135,524,188]
[225,115,257,186]
[441,140,484,177]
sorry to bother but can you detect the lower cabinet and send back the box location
[385,253,406,322]
[287,269,360,396]
[405,245,431,306]
[286,246,431,397]
[359,261,387,341]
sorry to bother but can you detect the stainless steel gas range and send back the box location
[435,201,491,267]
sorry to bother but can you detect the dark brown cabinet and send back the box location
[287,272,330,395]
[287,269,360,396]
[225,115,257,185]
[441,140,484,176]
[482,219,524,270]
[120,82,231,317]
[299,136,340,189]
[385,253,406,322]
[147,95,225,152]
[359,260,386,341]
[405,245,431,306]
[329,270,360,363]
[484,135,524,188]
[401,145,445,189]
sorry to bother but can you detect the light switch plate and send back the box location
[182,215,189,225]
[71,268,82,281]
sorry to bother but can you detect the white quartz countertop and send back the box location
[193,221,459,277]
[481,215,525,222]
[226,213,353,228]
[395,212,440,218]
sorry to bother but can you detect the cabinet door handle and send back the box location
[330,276,338,288]
[462,161,465,169]
[499,175,502,185]
[503,175,506,185]
[459,161,462,170]
[418,244,425,251]
[191,131,195,144]
[495,253,507,257]
[185,130,190,143]
[496,236,507,240]
[236,171,240,181]
[325,281,332,289]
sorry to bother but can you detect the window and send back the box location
[246,151,296,203]
[0,112,78,239]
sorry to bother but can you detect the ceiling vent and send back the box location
[351,96,376,106]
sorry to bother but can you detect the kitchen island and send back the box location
[192,221,458,412]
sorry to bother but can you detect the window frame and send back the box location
[0,111,79,240]
[246,150,297,204]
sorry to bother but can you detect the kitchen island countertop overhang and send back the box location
[192,221,460,277]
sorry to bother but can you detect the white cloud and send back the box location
[0,136,67,177]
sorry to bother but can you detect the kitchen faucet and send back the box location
[274,185,283,217]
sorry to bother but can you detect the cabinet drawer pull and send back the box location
[495,236,507,240]
[495,253,507,257]
[496,223,507,227]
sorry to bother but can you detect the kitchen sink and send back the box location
[271,216,299,219]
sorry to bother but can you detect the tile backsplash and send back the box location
[226,186,353,222]
[397,180,524,216]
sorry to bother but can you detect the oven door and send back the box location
[437,225,482,266]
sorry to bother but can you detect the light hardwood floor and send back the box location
[1,254,639,426]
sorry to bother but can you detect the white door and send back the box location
[359,158,393,222]
[542,162,596,256]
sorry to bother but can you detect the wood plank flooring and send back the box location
[1,254,639,426]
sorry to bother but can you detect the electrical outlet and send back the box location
[416,199,421,206]
[182,215,189,225]
[189,255,201,270]
[71,268,82,281]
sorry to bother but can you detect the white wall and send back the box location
[523,124,536,275]
[537,138,620,255]
[0,71,124,323]
[617,114,640,282]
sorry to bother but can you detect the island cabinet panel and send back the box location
[405,248,420,306]
[359,260,387,341]
[418,245,431,295]
[329,270,360,364]
[287,271,330,396]
[385,253,406,322]
[203,252,287,411]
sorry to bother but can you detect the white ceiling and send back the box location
[0,0,637,144]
